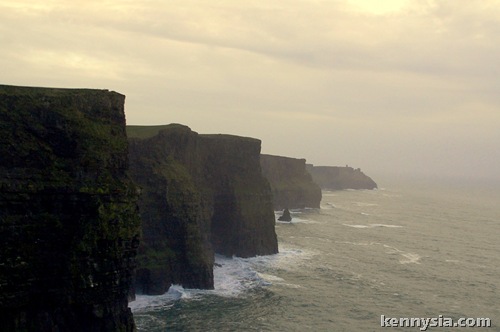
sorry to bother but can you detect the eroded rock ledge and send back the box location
[0,85,140,332]
[127,124,278,295]
[260,154,322,210]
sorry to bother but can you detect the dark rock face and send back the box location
[278,209,292,222]
[128,125,278,295]
[128,125,214,294]
[200,134,278,258]
[0,85,140,332]
[260,154,322,210]
[306,165,377,190]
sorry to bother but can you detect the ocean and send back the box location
[130,177,500,331]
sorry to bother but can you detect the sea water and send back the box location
[130,177,500,331]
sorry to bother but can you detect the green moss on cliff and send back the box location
[0,84,139,332]
[260,154,322,210]
[129,124,278,294]
[136,246,176,269]
[129,130,214,293]
[127,124,187,139]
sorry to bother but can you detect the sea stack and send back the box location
[278,208,292,222]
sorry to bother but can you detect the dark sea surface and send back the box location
[130,178,500,331]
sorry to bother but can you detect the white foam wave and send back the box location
[336,241,422,265]
[276,220,293,225]
[212,255,271,297]
[130,285,191,312]
[213,249,315,292]
[336,241,383,246]
[131,249,312,313]
[373,224,402,228]
[445,259,460,263]
[131,256,269,313]
[292,217,322,224]
[274,213,323,225]
[354,202,379,207]
[399,253,422,264]
[321,202,336,209]
[383,245,422,265]
[257,272,284,282]
[343,224,402,229]
[382,193,402,197]
[280,283,303,289]
[274,209,303,214]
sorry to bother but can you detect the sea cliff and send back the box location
[0,85,140,331]
[306,165,377,190]
[127,124,278,295]
[260,154,322,210]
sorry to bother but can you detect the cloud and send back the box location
[1,0,500,180]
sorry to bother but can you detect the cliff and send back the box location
[128,125,213,294]
[306,165,377,190]
[0,85,140,331]
[260,154,322,210]
[127,124,278,295]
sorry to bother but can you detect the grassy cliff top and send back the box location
[261,154,307,163]
[127,124,260,143]
[0,84,121,97]
[200,133,260,143]
[126,124,188,139]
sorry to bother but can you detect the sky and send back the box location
[2,0,500,183]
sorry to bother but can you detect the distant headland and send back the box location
[306,164,378,190]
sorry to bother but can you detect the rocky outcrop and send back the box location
[200,134,278,258]
[128,125,213,294]
[278,209,292,222]
[0,85,140,332]
[127,124,278,295]
[306,165,377,190]
[260,154,322,210]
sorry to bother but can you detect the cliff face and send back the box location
[260,154,322,210]
[0,85,140,331]
[200,135,278,258]
[128,125,214,294]
[128,125,278,295]
[306,165,377,190]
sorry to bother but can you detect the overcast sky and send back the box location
[2,0,500,183]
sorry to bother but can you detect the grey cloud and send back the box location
[2,0,500,181]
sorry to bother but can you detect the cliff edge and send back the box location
[306,165,377,190]
[128,125,278,295]
[260,154,322,210]
[0,85,140,331]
